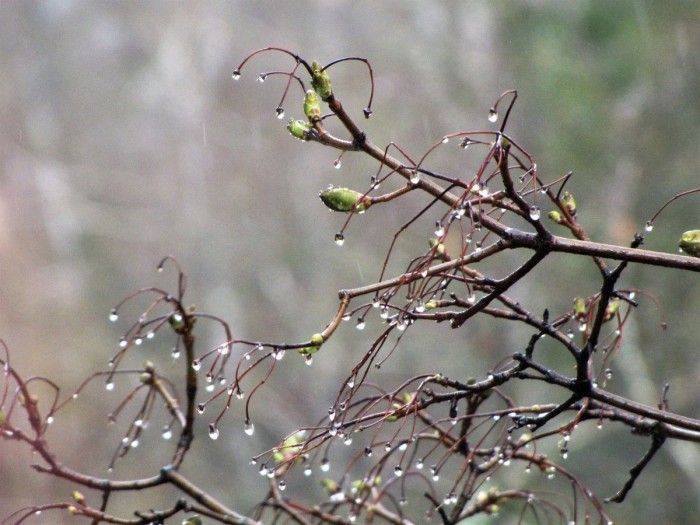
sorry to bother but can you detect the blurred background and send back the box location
[1,1,700,523]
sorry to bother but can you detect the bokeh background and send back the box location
[2,1,700,523]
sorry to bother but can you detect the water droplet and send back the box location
[384,443,392,452]
[256,74,266,83]
[529,205,541,221]
[205,383,215,392]
[244,419,255,436]
[644,220,654,232]
[146,331,155,340]
[415,301,425,313]
[363,107,372,118]
[346,378,355,388]
[275,107,285,119]
[105,381,115,391]
[130,439,139,448]
[236,390,245,400]
[416,459,424,469]
[232,69,241,80]
[109,310,119,322]
[119,338,128,349]
[171,347,180,359]
[441,136,449,144]
[162,427,172,440]
[398,441,408,451]
[333,158,342,169]
[46,415,55,425]
[488,107,498,122]
[259,464,268,476]
[394,465,403,477]
[372,296,380,308]
[304,354,313,365]
[197,403,206,414]
[304,465,312,476]
[467,293,477,304]
[320,458,330,472]
[192,359,201,371]
[410,170,421,185]
[334,232,345,246]
[344,436,353,446]
[278,480,287,491]
[578,322,587,333]
[208,424,220,440]
[134,337,143,346]
[396,319,408,332]
[355,318,365,330]
[364,446,373,457]
[379,307,389,320]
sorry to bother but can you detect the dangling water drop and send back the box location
[441,136,449,144]
[644,220,654,232]
[305,354,313,365]
[416,458,424,470]
[278,480,287,491]
[162,427,173,440]
[529,205,541,221]
[244,419,255,436]
[334,232,345,246]
[333,158,342,169]
[192,359,201,371]
[208,424,220,440]
[355,318,365,330]
[171,347,180,359]
[105,381,115,391]
[410,170,421,185]
[320,458,330,472]
[256,74,266,83]
[275,107,285,119]
[304,465,312,476]
[274,348,286,361]
[394,465,403,477]
[197,403,206,414]
[109,309,119,322]
[232,69,241,80]
[488,107,498,122]
[364,446,373,457]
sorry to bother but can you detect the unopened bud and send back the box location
[562,192,576,215]
[678,230,700,257]
[287,119,311,141]
[311,60,333,101]
[548,210,564,224]
[319,187,370,213]
[303,90,321,120]
[71,491,85,504]
[603,299,620,322]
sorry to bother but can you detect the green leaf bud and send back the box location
[321,478,339,494]
[298,345,320,356]
[678,230,700,257]
[429,238,446,256]
[424,300,438,310]
[311,333,324,346]
[304,89,322,120]
[562,192,576,216]
[573,297,586,317]
[311,60,332,101]
[287,119,311,141]
[182,517,203,525]
[319,187,370,213]
[548,210,564,224]
[603,298,621,322]
[71,491,85,504]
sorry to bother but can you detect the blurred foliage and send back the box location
[1,1,700,523]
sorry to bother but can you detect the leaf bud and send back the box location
[678,230,700,257]
[603,299,620,322]
[311,60,333,101]
[319,187,370,213]
[303,90,322,120]
[287,119,311,141]
[561,191,576,216]
[71,491,86,504]
[548,210,564,224]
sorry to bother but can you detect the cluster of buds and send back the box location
[678,230,700,257]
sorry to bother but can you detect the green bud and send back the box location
[287,119,311,141]
[573,297,586,316]
[319,187,370,213]
[298,346,318,356]
[548,210,563,224]
[321,478,339,494]
[303,89,322,120]
[678,230,700,257]
[182,516,203,525]
[71,491,85,504]
[424,300,438,310]
[429,238,445,255]
[603,298,620,322]
[562,192,576,215]
[311,333,324,346]
[311,60,333,101]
